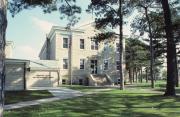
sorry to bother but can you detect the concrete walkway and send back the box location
[4,87,84,110]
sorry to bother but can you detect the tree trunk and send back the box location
[161,0,176,96]
[175,52,179,87]
[119,0,124,90]
[135,68,138,83]
[140,67,143,83]
[146,68,148,83]
[145,7,154,88]
[0,0,7,116]
[129,68,133,84]
[133,68,135,83]
[138,70,140,82]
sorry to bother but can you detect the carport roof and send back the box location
[5,58,30,67]
[29,60,60,70]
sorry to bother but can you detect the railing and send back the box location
[87,74,97,86]
[105,73,114,85]
[88,73,113,86]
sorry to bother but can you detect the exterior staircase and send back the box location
[88,74,113,86]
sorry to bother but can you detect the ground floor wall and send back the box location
[5,59,127,90]
[26,70,59,89]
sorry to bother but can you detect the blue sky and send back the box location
[7,1,131,60]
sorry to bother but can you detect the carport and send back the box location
[5,59,29,90]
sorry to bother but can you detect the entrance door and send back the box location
[91,60,97,74]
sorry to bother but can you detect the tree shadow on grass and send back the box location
[4,92,180,117]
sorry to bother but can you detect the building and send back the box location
[39,25,126,85]
[5,59,60,90]
[5,41,13,58]
[5,41,60,90]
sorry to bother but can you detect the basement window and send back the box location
[62,79,66,85]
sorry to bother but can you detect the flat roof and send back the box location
[29,60,60,70]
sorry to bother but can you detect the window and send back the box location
[80,39,85,49]
[116,43,120,52]
[118,79,120,84]
[63,38,68,48]
[91,39,98,50]
[116,61,120,70]
[62,79,66,84]
[79,79,83,85]
[63,59,68,69]
[104,60,108,70]
[80,59,85,69]
[104,41,108,51]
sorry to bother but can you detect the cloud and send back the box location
[14,45,39,60]
[31,16,57,33]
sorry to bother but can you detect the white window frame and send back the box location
[80,39,85,49]
[116,43,120,53]
[63,58,68,69]
[63,38,69,48]
[104,59,109,70]
[80,59,85,69]
[116,60,120,70]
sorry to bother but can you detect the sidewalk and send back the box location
[4,88,84,110]
[4,87,114,110]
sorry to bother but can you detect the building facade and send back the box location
[5,41,13,58]
[39,25,126,85]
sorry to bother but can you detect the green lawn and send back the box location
[62,85,111,92]
[4,89,180,117]
[126,80,167,89]
[5,90,53,104]
[126,80,180,94]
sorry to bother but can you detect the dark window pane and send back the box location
[80,59,85,69]
[63,38,68,48]
[80,39,84,49]
[63,59,68,69]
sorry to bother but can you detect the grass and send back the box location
[126,80,180,94]
[61,85,111,92]
[5,90,53,104]
[4,88,180,117]
[126,80,167,89]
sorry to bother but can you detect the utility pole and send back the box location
[69,30,72,86]
[65,0,73,86]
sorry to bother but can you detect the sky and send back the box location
[6,1,131,60]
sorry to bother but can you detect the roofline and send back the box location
[30,68,59,71]
[5,58,30,67]
[48,26,85,38]
[5,58,29,62]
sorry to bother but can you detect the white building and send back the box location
[39,25,126,85]
[5,41,13,58]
